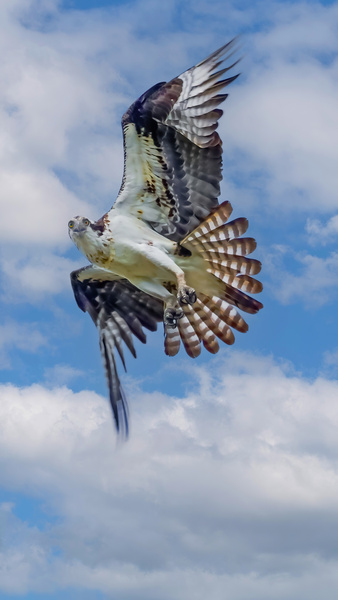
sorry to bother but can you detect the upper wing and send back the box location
[71,266,164,435]
[112,39,240,241]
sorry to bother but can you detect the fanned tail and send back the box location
[164,200,263,357]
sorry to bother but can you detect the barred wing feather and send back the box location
[71,267,163,435]
[113,39,240,241]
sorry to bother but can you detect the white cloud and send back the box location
[0,0,129,298]
[0,320,47,368]
[324,348,338,368]
[306,214,338,245]
[1,352,338,598]
[222,2,338,214]
[44,363,84,386]
[0,250,83,299]
[265,244,338,306]
[0,168,89,247]
[321,348,338,379]
[256,1,338,55]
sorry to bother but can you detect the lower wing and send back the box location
[70,266,164,436]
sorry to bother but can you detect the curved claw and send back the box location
[164,306,184,328]
[177,286,197,306]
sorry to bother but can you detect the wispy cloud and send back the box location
[223,20,338,213]
[0,251,83,300]
[44,363,84,386]
[0,320,47,368]
[306,215,338,245]
[265,244,338,306]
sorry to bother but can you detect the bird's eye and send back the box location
[68,221,74,229]
[84,219,90,226]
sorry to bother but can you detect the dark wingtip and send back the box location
[111,388,129,439]
[115,385,130,439]
[101,335,130,439]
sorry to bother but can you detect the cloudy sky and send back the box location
[0,0,338,598]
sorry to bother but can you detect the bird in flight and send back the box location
[69,38,263,436]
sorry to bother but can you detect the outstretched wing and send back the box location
[71,266,164,435]
[112,38,240,240]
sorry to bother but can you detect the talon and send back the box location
[164,306,184,328]
[177,286,197,306]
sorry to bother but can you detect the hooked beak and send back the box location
[73,226,86,234]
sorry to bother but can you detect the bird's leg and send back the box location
[176,272,197,306]
[136,243,197,309]
[128,276,184,329]
[163,295,184,329]
[163,274,196,327]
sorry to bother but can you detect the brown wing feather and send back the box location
[112,39,240,241]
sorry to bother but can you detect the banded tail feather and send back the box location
[177,314,201,358]
[202,254,261,276]
[193,298,235,345]
[163,294,238,358]
[186,216,249,246]
[164,326,181,357]
[198,294,249,333]
[206,266,263,294]
[183,199,263,314]
[185,200,233,240]
[199,237,258,256]
[164,199,263,360]
[182,303,220,354]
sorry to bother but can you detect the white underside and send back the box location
[74,212,221,304]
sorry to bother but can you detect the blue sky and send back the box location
[0,0,338,598]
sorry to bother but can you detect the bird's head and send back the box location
[68,216,92,240]
[68,216,98,256]
[68,215,109,263]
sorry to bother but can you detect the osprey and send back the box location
[69,39,263,435]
